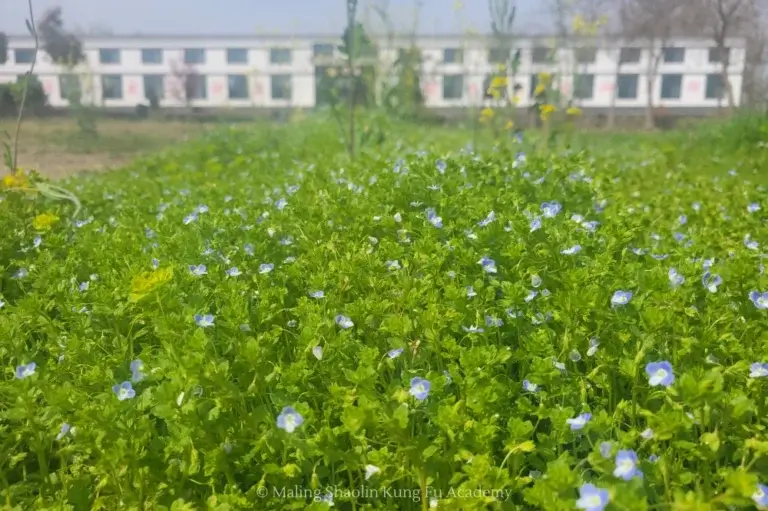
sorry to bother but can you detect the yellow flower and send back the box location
[534,83,546,97]
[538,72,552,84]
[539,103,556,121]
[32,212,60,231]
[567,106,583,116]
[452,0,463,10]
[505,120,515,130]
[129,267,174,302]
[479,107,495,123]
[2,173,29,189]
[490,76,508,89]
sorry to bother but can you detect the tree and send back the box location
[619,0,691,129]
[38,7,84,66]
[0,32,7,65]
[692,0,764,111]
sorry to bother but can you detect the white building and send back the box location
[0,33,747,111]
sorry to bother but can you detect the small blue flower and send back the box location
[561,244,581,255]
[462,325,484,333]
[409,377,431,401]
[678,215,687,225]
[183,212,198,225]
[388,348,404,359]
[466,286,477,298]
[276,406,303,433]
[244,243,255,256]
[745,234,760,250]
[531,274,542,287]
[259,263,274,274]
[646,361,675,387]
[112,381,136,401]
[668,268,685,287]
[640,427,654,439]
[56,423,72,441]
[225,267,242,277]
[529,216,542,232]
[309,290,325,299]
[478,256,497,274]
[613,449,643,481]
[194,314,215,328]
[587,337,600,357]
[567,412,592,430]
[33,235,41,248]
[540,201,562,218]
[477,211,496,227]
[522,380,538,392]
[576,483,609,511]
[189,264,207,276]
[15,362,36,379]
[151,258,160,269]
[312,346,323,360]
[611,290,632,306]
[569,349,582,362]
[748,202,761,213]
[78,281,89,292]
[13,268,28,279]
[752,483,768,508]
[702,271,722,293]
[599,441,612,459]
[240,324,251,332]
[436,159,446,174]
[130,359,145,382]
[335,314,354,329]
[275,198,288,210]
[749,363,768,378]
[648,454,659,462]
[524,290,538,302]
[385,260,401,271]
[485,315,503,327]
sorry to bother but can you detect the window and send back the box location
[184,49,205,65]
[143,74,164,101]
[443,48,463,64]
[706,74,725,99]
[575,47,597,64]
[660,74,682,99]
[59,74,81,101]
[574,74,594,99]
[443,74,464,99]
[532,47,553,64]
[14,48,35,64]
[709,47,730,63]
[99,49,120,65]
[313,43,334,58]
[186,74,207,99]
[101,75,123,99]
[488,48,509,64]
[271,74,292,99]
[141,49,163,64]
[228,74,249,99]
[619,47,641,64]
[662,47,685,63]
[616,74,638,99]
[270,48,292,65]
[227,48,248,64]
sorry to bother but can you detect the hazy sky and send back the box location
[0,0,548,36]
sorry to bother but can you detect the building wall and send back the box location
[0,34,747,111]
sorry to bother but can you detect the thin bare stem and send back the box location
[12,0,39,174]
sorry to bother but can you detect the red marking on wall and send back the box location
[253,83,263,96]
[212,82,224,94]
[686,80,701,92]
[599,82,615,93]
[469,83,479,95]
[42,79,54,95]
[127,82,138,95]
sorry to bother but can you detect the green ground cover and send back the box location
[1,117,767,510]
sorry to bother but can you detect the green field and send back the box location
[1,115,767,511]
